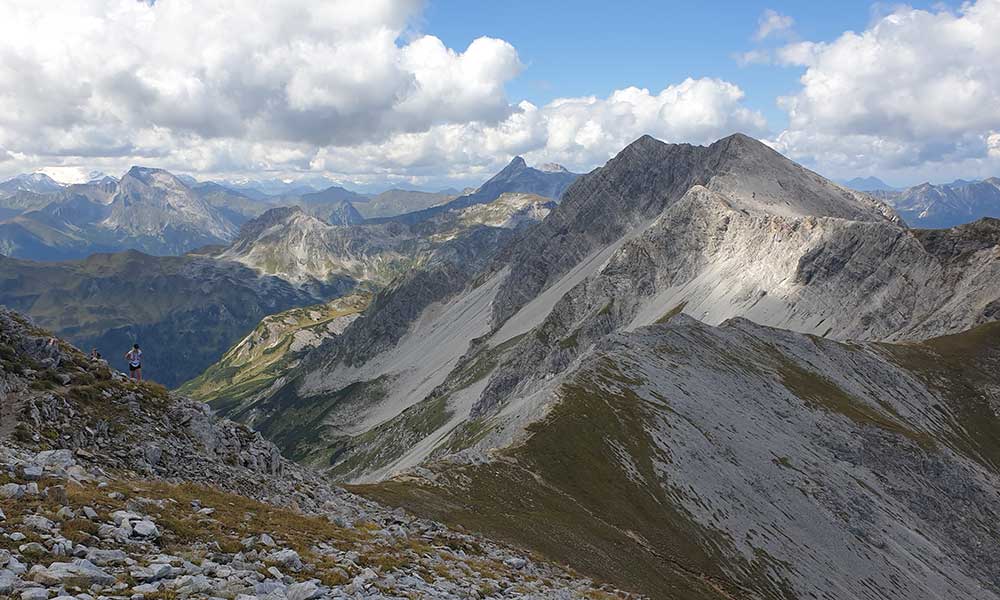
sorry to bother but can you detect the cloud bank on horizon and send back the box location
[0,0,998,187]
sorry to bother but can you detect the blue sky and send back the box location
[1,0,997,189]
[423,0,949,139]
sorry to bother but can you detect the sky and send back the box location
[1,0,998,190]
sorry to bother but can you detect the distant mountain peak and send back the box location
[0,171,65,196]
[841,176,896,192]
[506,156,527,169]
[121,165,178,185]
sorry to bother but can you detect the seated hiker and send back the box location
[90,348,102,360]
[125,343,143,381]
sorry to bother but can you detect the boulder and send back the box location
[0,483,24,499]
[20,588,49,600]
[20,465,43,481]
[22,514,56,533]
[0,570,18,596]
[286,580,323,600]
[28,559,116,587]
[132,520,159,539]
[267,549,302,571]
[32,449,75,468]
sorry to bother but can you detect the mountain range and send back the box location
[185,133,1000,599]
[0,160,576,262]
[0,160,577,386]
[4,134,999,599]
[845,177,1000,228]
[0,168,252,260]
[840,175,897,191]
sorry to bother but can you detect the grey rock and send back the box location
[0,483,24,499]
[20,465,43,481]
[285,580,322,600]
[32,449,75,468]
[131,520,159,539]
[20,589,50,600]
[19,542,47,556]
[22,514,55,533]
[0,570,18,596]
[28,559,116,587]
[266,549,301,571]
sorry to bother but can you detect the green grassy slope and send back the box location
[178,294,370,413]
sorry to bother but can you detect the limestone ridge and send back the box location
[261,133,998,476]
[489,132,899,327]
[0,307,634,599]
[248,132,999,483]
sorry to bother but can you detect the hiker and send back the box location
[125,343,143,381]
[90,348,102,361]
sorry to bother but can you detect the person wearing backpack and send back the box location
[125,343,143,381]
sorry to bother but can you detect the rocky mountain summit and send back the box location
[103,167,239,253]
[0,307,633,599]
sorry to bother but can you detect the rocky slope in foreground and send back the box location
[0,308,632,599]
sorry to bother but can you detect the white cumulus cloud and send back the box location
[772,0,1000,181]
[0,0,767,185]
[754,9,795,41]
[309,78,768,184]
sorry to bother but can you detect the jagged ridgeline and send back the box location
[0,307,632,598]
[213,134,1000,599]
